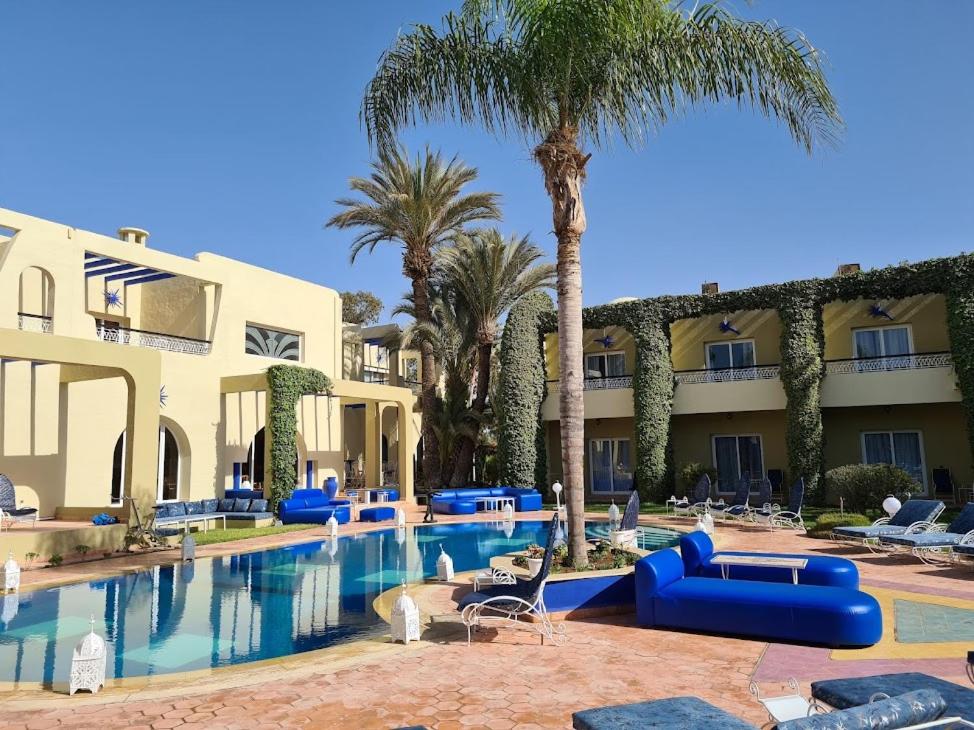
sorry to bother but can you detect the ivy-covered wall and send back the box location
[266,364,332,509]
[498,254,974,503]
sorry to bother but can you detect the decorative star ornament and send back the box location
[595,333,614,349]
[719,318,741,335]
[159,386,168,408]
[869,303,894,320]
[104,289,123,309]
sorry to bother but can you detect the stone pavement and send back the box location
[0,509,971,729]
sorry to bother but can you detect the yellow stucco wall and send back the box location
[671,309,782,371]
[545,326,636,382]
[823,295,950,361]
[546,417,636,500]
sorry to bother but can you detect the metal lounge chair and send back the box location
[878,502,974,564]
[459,514,567,645]
[753,478,806,531]
[0,475,38,531]
[831,498,945,553]
[673,474,710,517]
[610,490,640,548]
[712,474,750,521]
[749,478,774,525]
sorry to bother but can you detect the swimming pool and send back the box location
[0,520,681,684]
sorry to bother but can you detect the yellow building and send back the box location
[541,267,970,504]
[0,207,417,550]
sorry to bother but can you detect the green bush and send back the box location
[825,464,920,514]
[679,462,717,492]
[808,511,871,538]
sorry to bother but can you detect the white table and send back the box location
[710,554,808,585]
[475,496,515,513]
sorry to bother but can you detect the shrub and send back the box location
[74,544,90,558]
[24,551,39,569]
[679,462,717,493]
[47,553,63,567]
[825,464,920,514]
[808,512,871,539]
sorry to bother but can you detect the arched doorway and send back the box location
[111,432,126,504]
[111,424,182,504]
[247,427,300,489]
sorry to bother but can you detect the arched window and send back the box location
[111,432,125,504]
[18,266,54,332]
[111,426,182,504]
[247,427,300,488]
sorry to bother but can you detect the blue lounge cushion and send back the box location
[812,672,974,722]
[572,696,755,730]
[248,498,268,513]
[887,499,947,527]
[881,532,965,548]
[360,506,396,522]
[777,690,945,730]
[184,501,205,515]
[232,498,252,513]
[225,489,263,500]
[202,499,219,513]
[954,543,974,556]
[155,503,173,519]
[218,498,236,512]
[833,524,912,538]
[168,502,187,517]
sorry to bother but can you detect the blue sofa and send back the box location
[224,488,264,500]
[155,498,273,533]
[635,548,882,647]
[680,531,860,588]
[279,488,352,525]
[431,487,542,514]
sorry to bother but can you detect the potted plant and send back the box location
[523,544,545,577]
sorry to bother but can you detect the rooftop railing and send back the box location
[825,351,953,374]
[674,365,780,385]
[17,312,53,334]
[95,324,211,356]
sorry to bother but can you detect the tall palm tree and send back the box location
[327,145,501,489]
[360,0,841,566]
[438,229,555,486]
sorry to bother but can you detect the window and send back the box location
[589,438,633,493]
[245,324,301,361]
[404,357,419,383]
[585,351,626,379]
[111,432,126,504]
[853,326,912,369]
[862,431,926,488]
[712,435,764,492]
[157,427,180,502]
[706,340,755,370]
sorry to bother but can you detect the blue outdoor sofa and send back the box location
[155,497,274,533]
[430,487,542,515]
[278,488,352,525]
[680,531,860,588]
[635,548,882,647]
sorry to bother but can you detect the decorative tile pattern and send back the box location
[895,599,974,643]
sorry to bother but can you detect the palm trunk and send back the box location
[449,341,493,487]
[411,276,442,489]
[535,126,589,568]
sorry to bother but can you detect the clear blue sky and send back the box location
[2,1,972,319]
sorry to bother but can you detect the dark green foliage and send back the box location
[679,462,718,492]
[498,254,974,502]
[340,290,383,325]
[497,292,553,487]
[807,511,871,539]
[266,365,333,509]
[825,464,921,514]
[47,553,63,567]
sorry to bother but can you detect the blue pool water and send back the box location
[0,520,680,683]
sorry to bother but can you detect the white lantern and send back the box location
[436,545,454,581]
[181,534,195,562]
[3,552,20,593]
[702,512,715,535]
[503,520,515,539]
[883,495,902,518]
[396,508,406,527]
[396,527,406,546]
[502,501,514,522]
[694,516,707,533]
[607,500,621,528]
[390,583,421,644]
[327,513,339,538]
[69,617,106,695]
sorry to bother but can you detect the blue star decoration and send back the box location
[595,334,614,348]
[719,318,741,335]
[869,303,894,320]
[159,386,168,408]
[104,289,123,309]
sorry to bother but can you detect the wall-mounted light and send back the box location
[719,317,740,335]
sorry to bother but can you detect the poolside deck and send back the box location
[0,506,971,729]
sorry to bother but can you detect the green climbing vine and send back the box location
[266,364,332,509]
[498,253,974,504]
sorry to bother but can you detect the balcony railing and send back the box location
[96,325,211,355]
[17,312,53,334]
[404,379,422,395]
[674,365,780,385]
[825,351,952,375]
[547,375,634,391]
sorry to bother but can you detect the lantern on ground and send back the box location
[396,508,406,527]
[607,500,621,529]
[503,520,515,539]
[3,552,20,593]
[391,583,421,644]
[883,495,902,518]
[694,516,707,533]
[436,544,454,581]
[396,527,406,546]
[702,512,715,536]
[69,616,106,695]
[327,513,339,538]
[1,592,18,624]
[181,534,195,562]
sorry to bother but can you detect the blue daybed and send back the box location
[680,531,860,588]
[155,497,273,532]
[278,488,352,525]
[431,487,542,514]
[635,548,882,647]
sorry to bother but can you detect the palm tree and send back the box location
[438,229,555,486]
[327,145,501,489]
[360,0,841,567]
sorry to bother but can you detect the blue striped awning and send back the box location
[84,253,176,285]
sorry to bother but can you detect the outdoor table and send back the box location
[475,496,515,513]
[376,491,389,503]
[710,554,808,585]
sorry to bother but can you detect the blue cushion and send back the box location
[889,499,945,527]
[833,524,910,538]
[232,498,251,513]
[777,690,945,729]
[155,504,173,519]
[202,499,219,513]
[184,501,205,515]
[168,502,187,517]
[572,697,755,730]
[881,532,964,548]
[432,500,477,515]
[218,498,235,512]
[280,505,351,525]
[948,503,974,534]
[290,489,327,508]
[225,489,263,500]
[249,498,268,513]
[360,506,396,522]
[954,543,974,556]
[812,672,974,721]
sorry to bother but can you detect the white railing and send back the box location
[825,352,952,375]
[17,313,53,333]
[547,375,634,391]
[674,365,780,385]
[96,326,211,355]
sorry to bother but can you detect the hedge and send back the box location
[497,253,974,503]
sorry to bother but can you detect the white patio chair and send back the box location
[750,678,827,728]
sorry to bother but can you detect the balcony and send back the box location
[672,364,786,415]
[547,375,634,391]
[821,351,959,407]
[542,376,634,420]
[17,312,52,334]
[95,324,212,356]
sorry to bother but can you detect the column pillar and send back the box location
[365,402,381,489]
[123,366,161,521]
[397,402,415,502]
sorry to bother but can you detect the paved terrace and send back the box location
[0,506,971,730]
